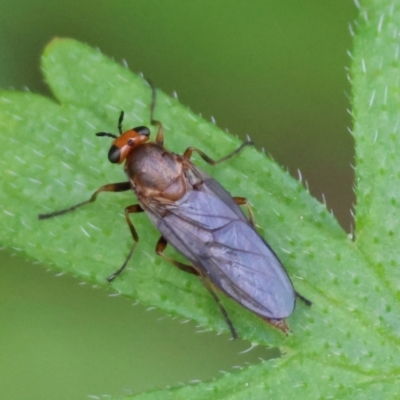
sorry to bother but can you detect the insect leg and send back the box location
[152,120,164,147]
[107,204,144,282]
[38,182,131,219]
[118,111,124,134]
[155,236,199,275]
[183,140,253,165]
[147,79,164,146]
[146,79,250,157]
[295,291,312,307]
[155,236,237,339]
[200,277,238,339]
[233,196,256,227]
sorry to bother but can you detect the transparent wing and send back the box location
[146,173,295,319]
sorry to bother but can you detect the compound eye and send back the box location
[134,126,150,137]
[108,145,121,163]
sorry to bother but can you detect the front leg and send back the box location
[39,182,131,219]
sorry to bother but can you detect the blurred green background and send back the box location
[0,1,357,399]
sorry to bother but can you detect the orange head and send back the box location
[96,111,150,164]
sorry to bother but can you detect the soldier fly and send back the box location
[39,82,311,338]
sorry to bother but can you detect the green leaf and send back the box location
[1,1,400,395]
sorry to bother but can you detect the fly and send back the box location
[39,81,311,338]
